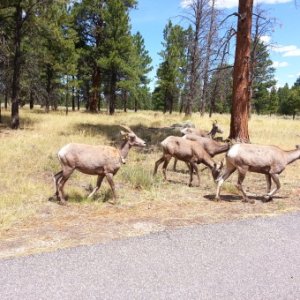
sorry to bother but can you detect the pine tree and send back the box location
[278,83,290,115]
[251,41,276,114]
[156,21,187,114]
[73,0,107,112]
[99,0,136,115]
[118,31,152,112]
[268,86,279,116]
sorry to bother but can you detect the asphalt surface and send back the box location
[1,212,300,300]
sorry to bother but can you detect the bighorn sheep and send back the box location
[53,125,146,205]
[153,136,223,186]
[180,121,223,139]
[215,143,300,203]
[173,134,230,171]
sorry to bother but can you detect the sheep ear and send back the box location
[120,130,127,136]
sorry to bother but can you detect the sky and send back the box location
[130,0,300,91]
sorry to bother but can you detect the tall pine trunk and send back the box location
[89,65,100,112]
[201,0,216,115]
[45,65,53,113]
[29,89,34,109]
[5,88,8,110]
[123,91,127,112]
[0,96,2,123]
[185,0,202,117]
[109,72,117,115]
[11,3,22,129]
[72,76,75,111]
[229,0,253,142]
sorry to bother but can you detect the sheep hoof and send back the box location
[213,197,220,202]
[59,200,68,206]
[263,195,273,202]
[108,199,117,205]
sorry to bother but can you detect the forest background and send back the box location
[1,0,300,127]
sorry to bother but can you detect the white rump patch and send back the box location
[58,144,71,158]
[227,144,240,158]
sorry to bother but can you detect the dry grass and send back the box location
[0,107,300,258]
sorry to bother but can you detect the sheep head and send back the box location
[120,125,146,147]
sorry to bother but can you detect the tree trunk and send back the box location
[89,65,100,112]
[163,93,167,114]
[201,0,216,115]
[0,96,2,123]
[77,89,80,111]
[85,81,90,110]
[123,91,127,112]
[185,49,197,116]
[11,3,22,129]
[109,73,116,115]
[65,76,69,116]
[5,88,8,110]
[72,76,75,111]
[185,1,202,117]
[29,89,34,109]
[209,78,219,117]
[229,0,253,142]
[45,64,53,113]
[134,99,138,112]
[169,94,173,114]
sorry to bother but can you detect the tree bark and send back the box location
[184,0,202,116]
[123,91,127,112]
[229,0,253,142]
[201,0,216,115]
[29,89,34,109]
[0,96,2,123]
[109,72,117,115]
[5,88,8,110]
[45,64,53,113]
[89,65,100,112]
[72,76,75,111]
[11,3,22,129]
[77,89,80,110]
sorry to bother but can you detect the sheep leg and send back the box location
[265,174,272,193]
[189,162,200,187]
[215,164,236,201]
[264,174,281,201]
[236,170,254,204]
[153,156,165,176]
[173,158,178,171]
[105,173,117,204]
[162,156,171,180]
[88,174,105,198]
[57,167,74,205]
[53,170,63,198]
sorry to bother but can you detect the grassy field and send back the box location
[0,107,300,258]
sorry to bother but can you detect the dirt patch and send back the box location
[1,185,299,260]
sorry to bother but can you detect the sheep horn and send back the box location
[120,125,132,132]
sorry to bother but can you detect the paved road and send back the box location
[1,212,300,300]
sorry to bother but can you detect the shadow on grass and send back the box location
[204,193,287,203]
[72,122,182,147]
[48,190,113,205]
[0,113,40,130]
[66,190,113,204]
